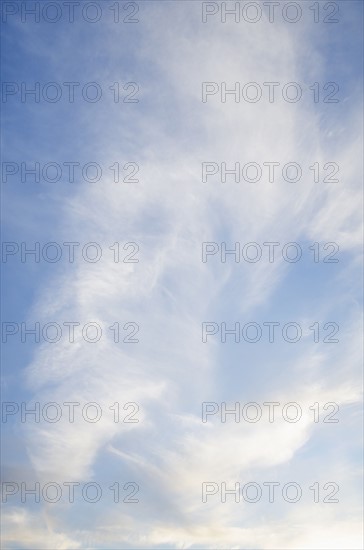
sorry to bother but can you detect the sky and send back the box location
[0,1,363,549]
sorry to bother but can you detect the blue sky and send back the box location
[1,1,363,548]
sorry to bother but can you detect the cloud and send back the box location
[2,1,362,548]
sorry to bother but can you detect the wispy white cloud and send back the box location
[2,1,362,548]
